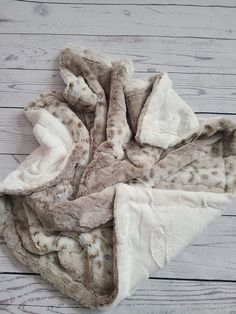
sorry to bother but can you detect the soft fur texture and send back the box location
[0,45,236,309]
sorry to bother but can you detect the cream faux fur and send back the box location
[0,45,236,309]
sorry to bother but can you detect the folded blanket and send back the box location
[0,44,236,309]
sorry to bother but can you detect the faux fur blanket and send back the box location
[0,45,236,309]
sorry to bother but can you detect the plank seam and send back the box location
[149,277,236,282]
[1,108,235,115]
[1,272,236,283]
[13,0,236,8]
[0,33,236,41]
[1,68,236,76]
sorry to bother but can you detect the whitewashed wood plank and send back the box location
[1,69,236,113]
[0,70,63,108]
[1,34,236,74]
[0,109,37,154]
[0,155,26,180]
[0,274,235,313]
[20,0,236,5]
[0,70,65,108]
[0,304,233,314]
[1,0,236,38]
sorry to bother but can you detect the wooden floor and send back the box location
[1,0,236,313]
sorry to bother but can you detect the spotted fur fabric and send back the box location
[0,45,236,309]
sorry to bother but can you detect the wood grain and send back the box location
[1,0,236,38]
[0,155,26,179]
[0,304,234,314]
[0,109,37,154]
[15,0,236,5]
[0,274,236,314]
[1,69,236,114]
[1,34,236,74]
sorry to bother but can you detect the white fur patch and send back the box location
[136,73,199,149]
[0,108,75,192]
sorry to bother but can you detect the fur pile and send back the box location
[0,45,236,308]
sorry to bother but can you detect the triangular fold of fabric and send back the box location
[112,183,231,306]
[136,73,199,149]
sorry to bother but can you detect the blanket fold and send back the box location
[0,44,236,309]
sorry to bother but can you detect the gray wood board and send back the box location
[0,34,236,74]
[1,0,236,38]
[1,69,236,113]
[0,274,236,314]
